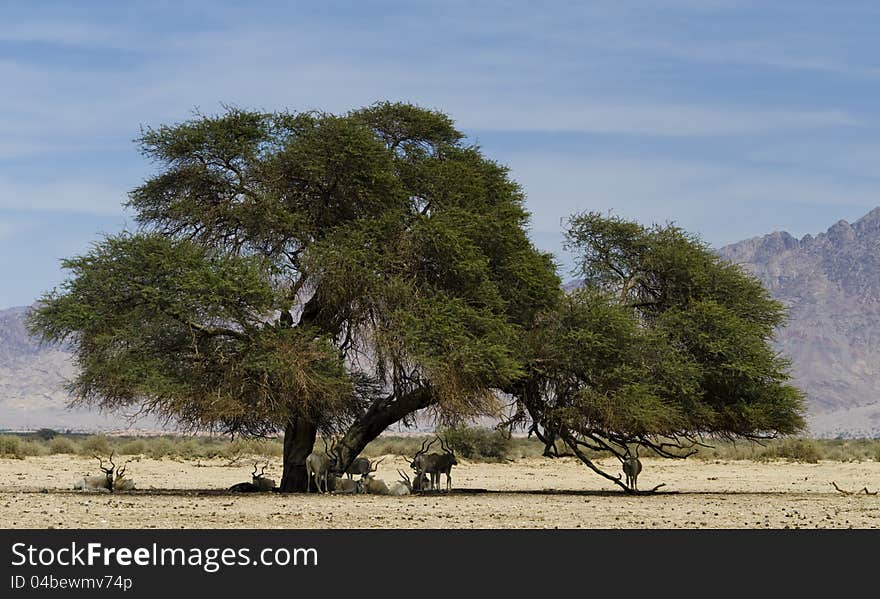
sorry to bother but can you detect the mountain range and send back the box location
[5,209,880,436]
[719,207,880,437]
[0,306,155,431]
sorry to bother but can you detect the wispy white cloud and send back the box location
[509,153,880,245]
[0,177,128,215]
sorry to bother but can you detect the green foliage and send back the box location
[0,435,21,457]
[521,213,805,475]
[361,430,540,461]
[118,439,147,456]
[28,102,559,441]
[756,438,822,463]
[79,435,111,456]
[34,428,58,441]
[6,432,880,463]
[0,435,47,458]
[437,426,512,460]
[48,437,77,454]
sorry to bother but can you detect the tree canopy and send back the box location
[28,102,561,490]
[516,212,805,491]
[27,102,804,494]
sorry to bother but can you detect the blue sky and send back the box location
[2,0,880,307]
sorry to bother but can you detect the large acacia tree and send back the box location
[28,103,560,491]
[514,213,805,492]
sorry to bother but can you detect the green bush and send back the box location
[221,438,282,459]
[48,437,78,454]
[437,426,512,460]
[758,438,822,463]
[0,436,47,458]
[118,439,146,456]
[34,428,59,441]
[78,435,112,456]
[0,435,21,457]
[145,437,174,459]
[362,436,425,459]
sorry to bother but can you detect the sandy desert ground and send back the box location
[1,455,879,528]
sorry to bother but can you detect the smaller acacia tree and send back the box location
[517,213,805,492]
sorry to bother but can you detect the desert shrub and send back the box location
[118,439,146,456]
[362,436,426,459]
[0,435,21,457]
[220,438,282,460]
[145,437,174,459]
[692,440,761,461]
[78,435,112,456]
[758,438,822,463]
[437,426,512,460]
[0,436,47,458]
[506,436,547,459]
[48,437,78,454]
[34,428,59,441]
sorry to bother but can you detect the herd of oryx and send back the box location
[71,435,649,494]
[71,435,462,496]
[302,435,458,495]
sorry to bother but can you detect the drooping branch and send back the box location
[560,431,667,494]
[559,430,628,492]
[831,481,877,496]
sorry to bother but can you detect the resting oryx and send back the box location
[386,470,413,496]
[344,456,385,480]
[331,476,364,494]
[229,461,276,492]
[73,453,135,492]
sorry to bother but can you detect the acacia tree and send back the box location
[514,213,805,492]
[28,103,560,491]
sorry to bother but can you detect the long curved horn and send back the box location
[369,456,386,472]
[439,436,454,456]
[94,454,113,475]
[410,437,433,462]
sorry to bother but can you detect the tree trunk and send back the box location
[334,387,434,471]
[278,419,317,493]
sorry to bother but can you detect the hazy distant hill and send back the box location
[0,305,153,431]
[720,207,880,437]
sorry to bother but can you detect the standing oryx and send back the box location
[306,437,344,493]
[621,447,642,492]
[409,436,458,492]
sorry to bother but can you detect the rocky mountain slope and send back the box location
[719,207,880,437]
[0,306,149,431]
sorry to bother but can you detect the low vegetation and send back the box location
[1,428,879,463]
